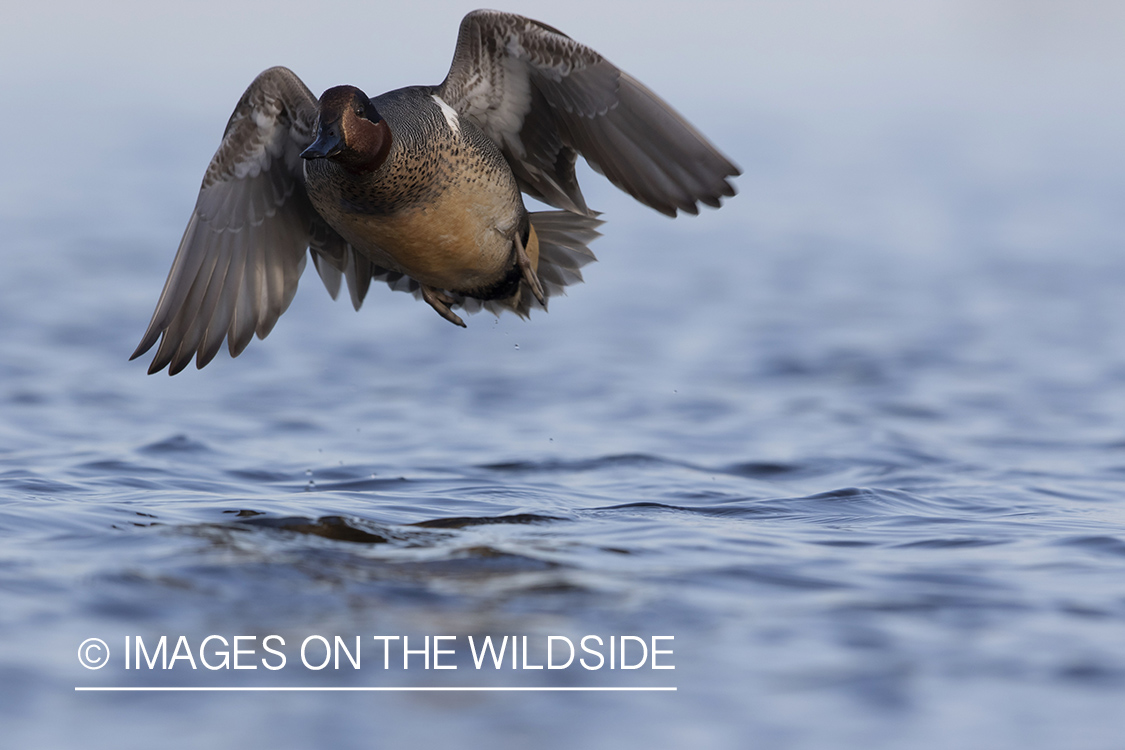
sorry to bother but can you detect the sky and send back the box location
[2,0,1124,263]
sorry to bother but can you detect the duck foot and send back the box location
[515,233,546,306]
[421,286,466,327]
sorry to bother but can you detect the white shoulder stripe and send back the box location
[431,94,461,137]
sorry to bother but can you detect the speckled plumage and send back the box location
[132,9,739,375]
[304,87,530,299]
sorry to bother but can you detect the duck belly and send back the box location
[338,188,518,293]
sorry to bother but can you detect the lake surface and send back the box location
[2,2,1125,748]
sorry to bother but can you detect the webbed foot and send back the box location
[515,233,546,306]
[421,286,466,327]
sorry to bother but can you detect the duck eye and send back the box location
[355,106,365,118]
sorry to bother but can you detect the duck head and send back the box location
[301,86,391,172]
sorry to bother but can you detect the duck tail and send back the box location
[472,210,604,318]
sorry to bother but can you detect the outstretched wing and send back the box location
[133,66,335,375]
[438,10,740,217]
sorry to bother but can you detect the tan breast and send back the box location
[334,184,518,292]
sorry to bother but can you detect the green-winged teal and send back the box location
[133,9,739,374]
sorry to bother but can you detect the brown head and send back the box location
[301,86,392,173]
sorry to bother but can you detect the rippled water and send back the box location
[4,2,1125,748]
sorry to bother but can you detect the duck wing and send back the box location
[133,66,358,374]
[438,10,739,217]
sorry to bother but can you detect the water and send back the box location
[3,2,1125,748]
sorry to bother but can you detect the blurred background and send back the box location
[2,1,1125,748]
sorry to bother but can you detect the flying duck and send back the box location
[132,9,740,374]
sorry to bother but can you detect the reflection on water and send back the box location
[3,2,1125,748]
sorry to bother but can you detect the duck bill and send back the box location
[301,127,344,160]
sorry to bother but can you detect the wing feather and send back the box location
[439,10,739,217]
[132,66,351,374]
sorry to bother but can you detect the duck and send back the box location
[132,9,740,374]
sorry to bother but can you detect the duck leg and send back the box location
[421,285,466,327]
[514,233,546,306]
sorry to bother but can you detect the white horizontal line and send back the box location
[75,686,676,692]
